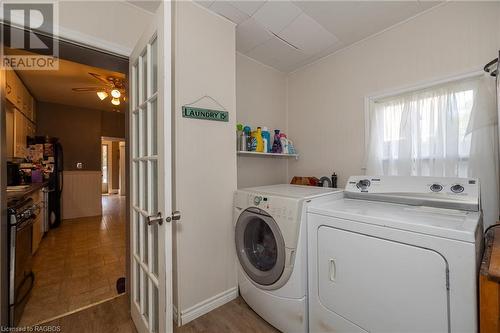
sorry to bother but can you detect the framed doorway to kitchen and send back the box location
[0,23,131,327]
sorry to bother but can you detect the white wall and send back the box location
[57,1,153,55]
[287,1,500,188]
[236,53,288,188]
[5,1,153,56]
[172,1,237,323]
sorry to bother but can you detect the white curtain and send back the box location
[366,75,499,227]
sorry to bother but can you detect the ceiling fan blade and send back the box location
[89,72,113,86]
[72,87,104,92]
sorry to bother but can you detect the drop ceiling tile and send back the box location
[246,36,309,72]
[194,0,214,9]
[417,0,444,11]
[210,1,249,24]
[279,13,339,55]
[252,0,302,33]
[236,18,272,53]
[290,42,345,71]
[228,1,266,16]
[293,1,429,45]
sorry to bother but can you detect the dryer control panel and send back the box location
[345,175,480,212]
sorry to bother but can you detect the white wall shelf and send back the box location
[237,151,299,160]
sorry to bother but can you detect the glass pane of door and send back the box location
[131,35,161,333]
[130,4,171,332]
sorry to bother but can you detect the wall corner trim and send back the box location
[173,305,179,324]
[180,287,239,325]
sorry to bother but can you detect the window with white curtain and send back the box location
[365,75,499,227]
[368,81,475,177]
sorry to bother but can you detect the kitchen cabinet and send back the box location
[30,188,46,255]
[5,67,36,158]
[14,110,28,158]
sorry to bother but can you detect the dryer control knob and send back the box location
[253,196,262,205]
[430,184,443,192]
[356,179,371,190]
[451,184,464,193]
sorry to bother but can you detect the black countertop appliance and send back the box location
[6,162,21,186]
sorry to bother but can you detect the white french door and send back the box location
[129,2,172,333]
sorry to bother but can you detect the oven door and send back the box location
[10,217,35,326]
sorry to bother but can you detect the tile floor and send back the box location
[19,195,126,327]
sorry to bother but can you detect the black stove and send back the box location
[7,197,37,326]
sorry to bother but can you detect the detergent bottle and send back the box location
[261,127,271,153]
[250,130,258,151]
[243,126,252,151]
[255,127,264,152]
[272,129,282,153]
[288,139,296,155]
[280,133,289,154]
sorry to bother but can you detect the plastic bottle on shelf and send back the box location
[280,133,289,154]
[243,126,252,151]
[271,129,282,153]
[288,139,296,155]
[239,125,247,151]
[236,124,243,151]
[255,127,264,152]
[250,130,258,151]
[261,127,271,153]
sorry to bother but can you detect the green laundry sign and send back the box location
[182,106,229,122]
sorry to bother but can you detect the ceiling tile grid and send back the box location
[196,0,442,73]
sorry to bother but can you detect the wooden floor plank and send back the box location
[39,295,279,333]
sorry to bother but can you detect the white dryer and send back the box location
[234,184,343,333]
[307,176,483,333]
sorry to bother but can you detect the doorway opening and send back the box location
[101,137,126,197]
[1,31,130,328]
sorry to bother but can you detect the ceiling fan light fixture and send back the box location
[111,89,121,98]
[111,97,120,106]
[97,91,108,100]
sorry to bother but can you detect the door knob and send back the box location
[166,211,181,223]
[147,212,163,226]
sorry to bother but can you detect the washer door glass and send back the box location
[235,208,285,286]
[244,218,277,271]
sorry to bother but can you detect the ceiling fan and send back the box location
[72,72,127,107]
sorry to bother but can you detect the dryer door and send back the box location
[235,208,285,286]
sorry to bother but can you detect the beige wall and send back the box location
[287,1,500,188]
[173,1,237,322]
[36,102,125,171]
[101,111,126,139]
[236,53,288,188]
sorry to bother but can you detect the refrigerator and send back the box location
[27,136,63,229]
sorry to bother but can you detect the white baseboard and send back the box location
[180,287,238,325]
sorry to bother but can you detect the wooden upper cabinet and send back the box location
[5,70,15,105]
[5,67,36,121]
[5,67,37,157]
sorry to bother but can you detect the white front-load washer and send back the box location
[307,176,483,333]
[234,184,343,333]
